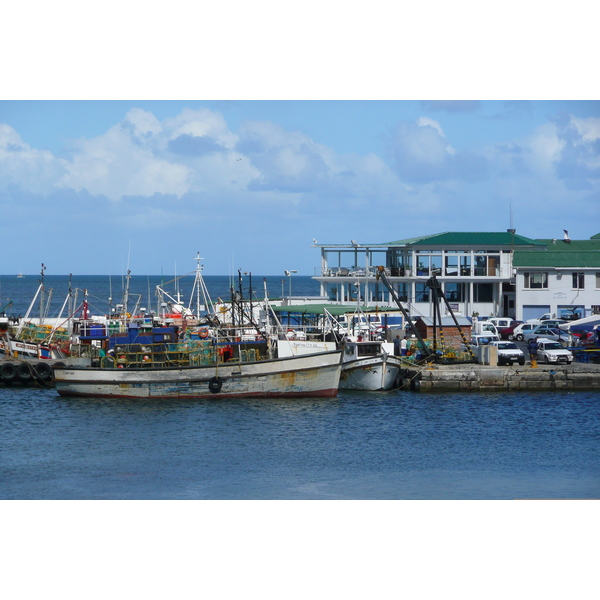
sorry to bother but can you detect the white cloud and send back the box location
[0,124,67,193]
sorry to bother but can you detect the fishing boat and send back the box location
[339,339,402,391]
[53,255,343,399]
[53,342,342,399]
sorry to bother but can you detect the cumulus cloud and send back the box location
[1,106,598,245]
[388,118,488,183]
[0,124,67,193]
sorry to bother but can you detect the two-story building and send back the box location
[312,231,600,321]
[512,233,600,321]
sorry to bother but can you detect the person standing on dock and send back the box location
[394,335,401,356]
[401,337,408,356]
[527,337,539,362]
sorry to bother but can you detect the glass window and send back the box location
[460,255,471,276]
[572,272,585,289]
[415,283,430,302]
[473,283,493,302]
[445,256,458,276]
[596,273,600,289]
[524,272,548,289]
[396,283,408,302]
[416,257,429,276]
[474,255,487,276]
[444,283,465,302]
[431,255,442,276]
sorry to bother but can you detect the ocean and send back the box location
[1,274,599,500]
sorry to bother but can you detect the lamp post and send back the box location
[284,270,297,298]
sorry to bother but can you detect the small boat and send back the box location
[339,339,402,391]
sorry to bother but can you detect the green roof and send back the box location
[271,304,404,316]
[387,232,542,247]
[513,238,600,267]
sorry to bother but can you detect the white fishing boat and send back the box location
[53,348,342,399]
[339,340,402,391]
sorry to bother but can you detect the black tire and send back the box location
[34,362,53,381]
[545,356,550,364]
[516,334,524,341]
[518,357,525,365]
[208,376,223,394]
[0,362,16,382]
[17,362,32,381]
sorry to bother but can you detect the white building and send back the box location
[312,231,600,321]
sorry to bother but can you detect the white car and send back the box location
[510,322,539,341]
[489,341,526,366]
[535,338,573,365]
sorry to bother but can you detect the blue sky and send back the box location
[1,6,598,277]
[1,100,598,276]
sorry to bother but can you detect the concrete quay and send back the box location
[409,361,600,392]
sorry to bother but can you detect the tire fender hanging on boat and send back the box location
[16,362,33,381]
[0,362,16,381]
[208,376,223,394]
[34,362,53,381]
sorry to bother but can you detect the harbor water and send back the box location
[1,386,599,500]
[1,274,599,499]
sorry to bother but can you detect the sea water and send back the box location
[1,386,598,500]
[0,275,599,499]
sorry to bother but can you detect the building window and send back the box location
[572,272,585,289]
[524,272,548,289]
[596,273,600,289]
[415,283,430,302]
[445,256,458,276]
[460,255,471,276]
[396,283,408,302]
[444,283,465,302]
[473,283,493,302]
[415,252,442,276]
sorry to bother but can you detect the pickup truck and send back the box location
[489,341,526,366]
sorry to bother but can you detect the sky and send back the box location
[1,5,598,278]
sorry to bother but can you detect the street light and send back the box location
[284,270,297,297]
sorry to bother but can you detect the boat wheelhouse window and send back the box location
[524,272,548,289]
[357,344,380,356]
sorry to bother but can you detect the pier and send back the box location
[405,361,600,392]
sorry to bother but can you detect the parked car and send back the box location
[536,338,574,364]
[526,313,554,323]
[489,341,526,366]
[469,334,501,347]
[510,322,539,341]
[539,319,568,329]
[524,326,570,345]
